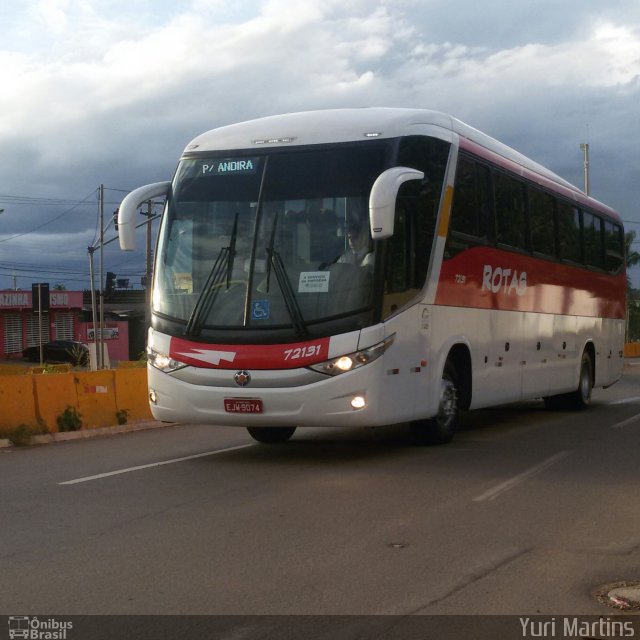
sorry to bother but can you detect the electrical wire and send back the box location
[0,190,98,245]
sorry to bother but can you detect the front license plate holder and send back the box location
[224,398,264,414]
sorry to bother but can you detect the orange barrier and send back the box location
[33,372,78,432]
[74,370,119,429]
[113,368,153,422]
[624,343,640,358]
[0,375,39,430]
[0,365,152,433]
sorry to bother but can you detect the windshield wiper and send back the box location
[264,212,278,293]
[185,213,239,337]
[266,248,308,339]
[264,212,308,338]
[226,213,238,289]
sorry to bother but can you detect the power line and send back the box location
[0,189,98,245]
[0,193,93,206]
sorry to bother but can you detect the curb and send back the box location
[0,420,176,448]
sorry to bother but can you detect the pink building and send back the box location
[0,289,129,362]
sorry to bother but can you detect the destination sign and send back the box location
[200,158,258,176]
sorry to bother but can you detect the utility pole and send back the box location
[37,284,43,365]
[580,143,590,196]
[145,200,153,333]
[98,184,105,369]
[88,247,98,369]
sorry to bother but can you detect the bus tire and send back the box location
[246,426,296,443]
[410,362,459,445]
[543,350,593,411]
[565,350,593,410]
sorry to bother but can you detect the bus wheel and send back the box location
[410,363,459,445]
[543,350,593,411]
[246,426,296,443]
[566,350,593,410]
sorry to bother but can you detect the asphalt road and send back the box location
[1,367,639,628]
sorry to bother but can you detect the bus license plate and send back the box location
[224,398,264,414]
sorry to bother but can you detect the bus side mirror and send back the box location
[369,167,424,239]
[118,182,171,251]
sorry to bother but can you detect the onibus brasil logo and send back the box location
[8,617,73,640]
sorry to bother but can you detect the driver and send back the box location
[337,211,373,268]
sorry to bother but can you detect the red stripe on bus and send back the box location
[436,247,626,319]
[169,336,331,369]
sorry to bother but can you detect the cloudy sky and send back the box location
[1,0,640,290]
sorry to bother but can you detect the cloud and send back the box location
[31,0,71,34]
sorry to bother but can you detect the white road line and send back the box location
[472,451,572,502]
[607,397,640,406]
[610,413,640,429]
[59,443,254,485]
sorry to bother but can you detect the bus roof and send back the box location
[185,108,619,220]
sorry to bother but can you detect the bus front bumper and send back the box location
[146,363,387,428]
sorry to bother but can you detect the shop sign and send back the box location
[0,290,83,309]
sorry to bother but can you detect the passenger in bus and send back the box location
[337,212,373,268]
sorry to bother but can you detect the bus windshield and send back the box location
[153,142,391,338]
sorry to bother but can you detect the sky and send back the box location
[1,0,640,291]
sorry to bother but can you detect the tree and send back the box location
[625,230,640,289]
[625,231,640,340]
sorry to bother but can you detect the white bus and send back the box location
[118,108,626,444]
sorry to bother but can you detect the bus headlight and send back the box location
[147,346,187,373]
[309,334,395,376]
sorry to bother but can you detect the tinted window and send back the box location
[583,211,604,269]
[529,188,556,256]
[450,157,491,239]
[557,202,582,263]
[494,172,527,250]
[381,136,451,316]
[604,220,624,273]
[445,157,492,262]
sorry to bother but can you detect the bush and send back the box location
[57,406,82,432]
[8,425,32,446]
[0,425,40,447]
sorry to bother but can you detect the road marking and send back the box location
[608,397,640,406]
[59,443,254,485]
[472,451,572,502]
[611,413,640,429]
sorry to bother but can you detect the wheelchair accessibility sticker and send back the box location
[251,300,270,320]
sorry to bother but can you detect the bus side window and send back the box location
[494,172,527,251]
[382,136,450,317]
[557,202,582,264]
[604,220,624,273]
[583,211,605,269]
[385,201,412,294]
[446,157,491,258]
[385,178,435,294]
[529,188,556,257]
